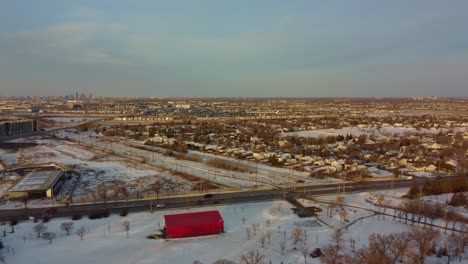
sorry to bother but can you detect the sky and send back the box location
[1,1,467,98]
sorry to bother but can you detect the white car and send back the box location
[156,204,165,208]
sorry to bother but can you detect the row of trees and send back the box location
[32,222,88,244]
[321,226,467,264]
[405,178,467,199]
[32,219,132,245]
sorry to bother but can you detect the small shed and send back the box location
[164,210,224,239]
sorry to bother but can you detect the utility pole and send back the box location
[282,180,286,200]
[255,163,258,188]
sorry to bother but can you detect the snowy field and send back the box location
[0,138,196,206]
[0,149,20,166]
[58,131,340,188]
[44,117,102,123]
[285,126,467,138]
[1,190,466,264]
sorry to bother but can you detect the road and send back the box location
[3,177,465,222]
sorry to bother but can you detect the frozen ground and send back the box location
[0,138,195,205]
[58,131,341,189]
[44,117,101,123]
[0,191,465,264]
[0,149,20,166]
[285,126,467,138]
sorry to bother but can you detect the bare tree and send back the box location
[366,233,392,264]
[388,232,413,264]
[114,185,129,202]
[96,184,109,203]
[291,228,304,250]
[376,195,385,220]
[410,227,439,264]
[61,222,74,236]
[240,250,265,264]
[212,259,236,264]
[320,229,344,264]
[193,260,203,264]
[301,245,309,264]
[122,221,130,239]
[151,179,163,200]
[259,233,267,248]
[33,223,47,238]
[42,232,56,244]
[242,216,246,224]
[339,210,348,223]
[246,227,252,240]
[444,235,460,264]
[320,244,342,264]
[280,237,287,255]
[76,226,88,240]
[252,223,259,236]
[266,230,272,244]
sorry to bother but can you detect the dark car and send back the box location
[196,200,204,205]
[45,207,57,215]
[204,193,214,199]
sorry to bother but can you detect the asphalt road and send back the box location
[0,178,411,221]
[2,176,465,222]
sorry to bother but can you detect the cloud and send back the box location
[15,22,129,66]
[70,50,130,66]
[17,23,98,47]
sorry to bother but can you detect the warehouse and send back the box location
[164,210,224,239]
[4,170,65,199]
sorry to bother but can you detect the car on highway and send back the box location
[204,193,213,198]
[156,204,165,208]
[398,175,413,181]
[196,200,204,205]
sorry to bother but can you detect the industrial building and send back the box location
[4,170,65,199]
[164,210,224,239]
[0,119,37,137]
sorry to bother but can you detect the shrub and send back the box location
[101,210,110,218]
[71,213,82,221]
[206,158,252,173]
[42,215,50,223]
[88,210,110,220]
[448,192,467,207]
[120,209,128,217]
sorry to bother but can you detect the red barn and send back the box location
[164,210,224,239]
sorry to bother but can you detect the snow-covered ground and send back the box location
[44,117,101,123]
[0,138,196,206]
[0,149,20,166]
[285,126,466,138]
[1,191,465,264]
[58,131,341,189]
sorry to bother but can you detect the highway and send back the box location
[3,177,464,222]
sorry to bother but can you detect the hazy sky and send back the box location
[1,1,467,97]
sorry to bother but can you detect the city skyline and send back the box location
[1,1,468,97]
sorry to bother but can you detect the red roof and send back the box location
[164,210,223,228]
